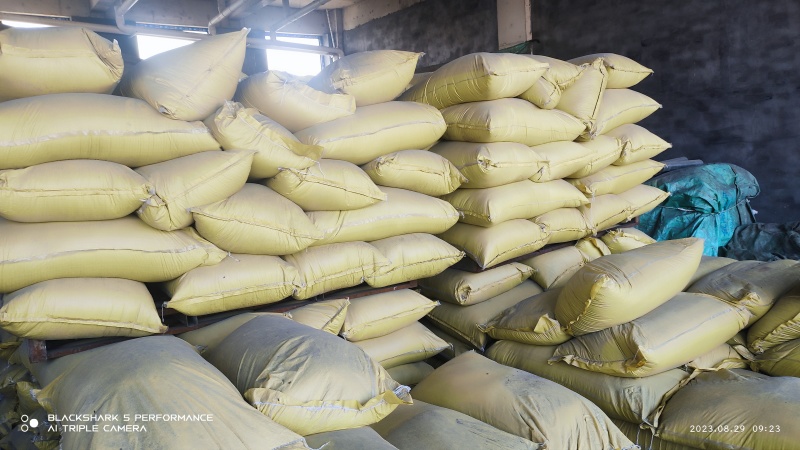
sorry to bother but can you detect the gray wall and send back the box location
[531,0,800,224]
[344,0,799,223]
[343,0,498,69]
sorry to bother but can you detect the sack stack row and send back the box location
[480,232,800,449]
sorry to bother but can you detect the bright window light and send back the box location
[1,20,53,28]
[266,36,322,77]
[137,35,194,59]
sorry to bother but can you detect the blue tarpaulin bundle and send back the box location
[637,163,759,256]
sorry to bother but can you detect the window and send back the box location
[136,35,194,59]
[266,36,323,77]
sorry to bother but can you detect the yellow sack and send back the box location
[687,343,748,370]
[556,238,704,335]
[34,336,312,450]
[289,298,350,335]
[520,239,609,290]
[688,255,737,285]
[361,150,467,196]
[365,233,464,288]
[601,227,657,253]
[136,150,254,231]
[192,184,322,255]
[284,241,390,300]
[295,101,446,165]
[266,159,386,211]
[0,27,123,101]
[753,339,800,377]
[341,289,439,341]
[0,278,166,340]
[418,263,533,306]
[309,187,459,246]
[407,71,433,89]
[569,53,654,89]
[371,399,538,450]
[487,341,689,426]
[203,315,411,435]
[178,312,284,353]
[164,254,298,316]
[611,419,702,450]
[236,70,356,132]
[0,93,220,170]
[385,362,435,388]
[309,50,421,106]
[482,290,571,345]
[305,427,397,450]
[575,236,612,258]
[119,29,247,121]
[426,323,475,361]
[353,321,450,369]
[400,52,548,109]
[204,101,322,178]
[533,207,593,244]
[426,280,543,350]
[0,216,226,293]
[617,183,670,218]
[688,259,800,325]
[0,160,151,222]
[556,59,609,139]
[747,284,800,353]
[437,220,550,269]
[529,140,596,182]
[592,88,662,137]
[519,55,583,110]
[411,352,634,449]
[552,292,751,377]
[606,123,672,165]
[441,98,585,146]
[430,141,542,189]
[568,135,625,178]
[441,179,589,227]
[578,193,631,231]
[569,159,665,197]
[657,369,800,450]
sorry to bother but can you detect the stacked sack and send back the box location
[483,233,800,449]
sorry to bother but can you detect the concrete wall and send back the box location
[343,0,498,69]
[531,0,800,223]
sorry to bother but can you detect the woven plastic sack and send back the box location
[579,193,631,231]
[0,278,165,340]
[164,254,298,316]
[441,179,588,227]
[556,59,609,139]
[556,237,704,335]
[617,184,670,219]
[365,233,464,288]
[309,50,421,106]
[606,124,672,165]
[552,292,751,377]
[305,427,397,450]
[362,150,466,196]
[569,53,653,89]
[601,227,657,253]
[353,321,450,369]
[0,216,225,293]
[236,70,356,132]
[0,160,151,222]
[687,343,748,370]
[295,101,446,165]
[399,52,547,109]
[570,159,664,197]
[568,135,625,178]
[284,241,390,300]
[33,336,311,450]
[204,101,322,178]
[520,238,609,290]
[437,220,550,269]
[119,29,247,121]
[177,313,278,353]
[426,280,543,351]
[533,207,593,244]
[340,289,438,341]
[591,89,661,138]
[370,399,538,450]
[0,27,123,101]
[688,255,737,285]
[308,187,459,246]
[519,55,583,110]
[418,263,533,306]
[266,159,386,211]
[430,141,542,189]
[529,140,595,182]
[753,338,800,377]
[482,290,571,345]
[747,284,800,353]
[0,93,220,170]
[441,98,584,146]
[411,352,635,449]
[289,298,350,335]
[385,362,435,388]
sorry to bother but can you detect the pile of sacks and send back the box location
[0,27,471,348]
[477,230,800,449]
